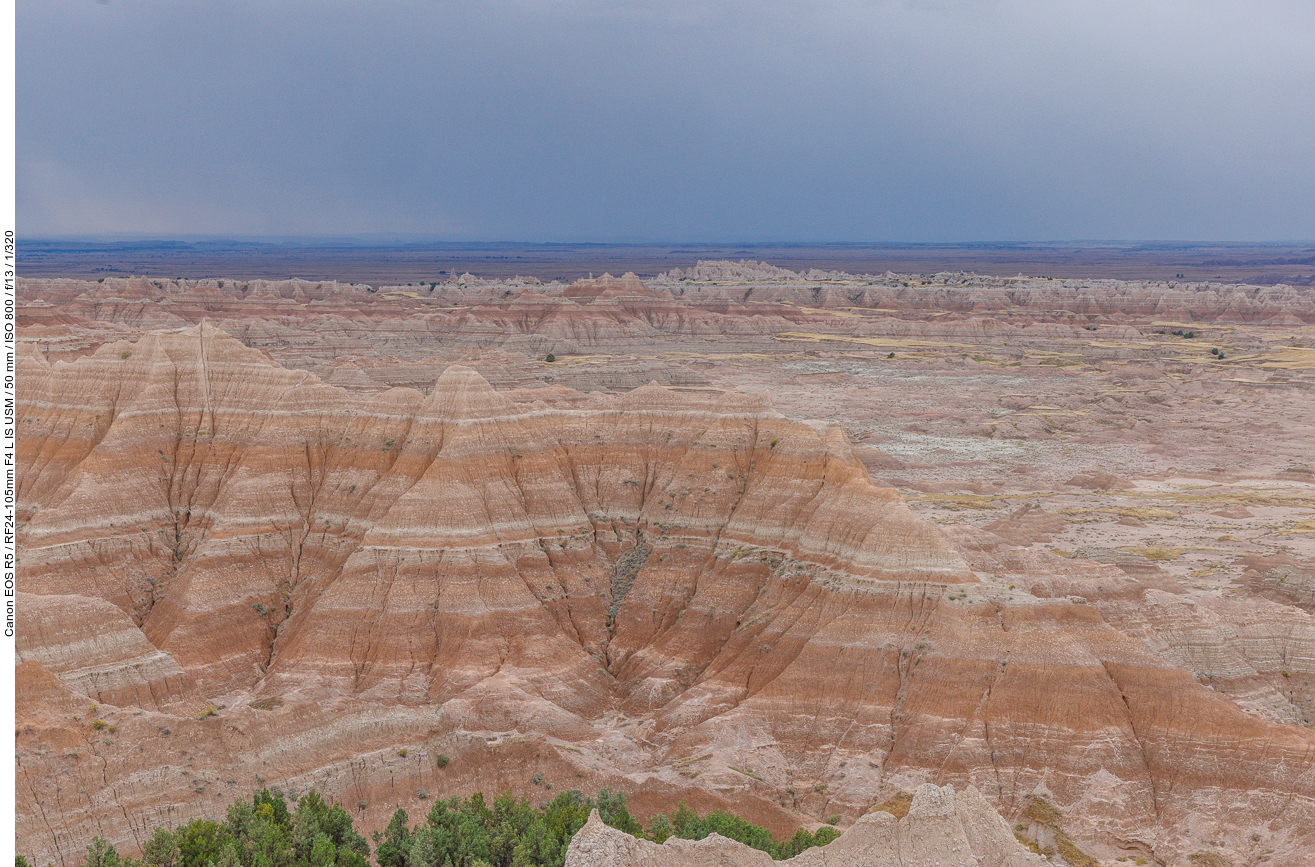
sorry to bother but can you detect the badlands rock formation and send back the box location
[564,785,1045,867]
[16,267,1315,867]
[19,268,1315,393]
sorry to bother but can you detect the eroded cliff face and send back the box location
[16,326,1315,867]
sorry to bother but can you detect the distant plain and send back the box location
[20,240,1315,286]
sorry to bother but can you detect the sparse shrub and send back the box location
[107,725,117,733]
[120,351,132,360]
[435,754,451,768]
[1022,794,1061,828]
[91,720,107,730]
[545,353,556,363]
[824,815,841,826]
[397,748,408,757]
[1121,546,1185,561]
[531,773,544,786]
[872,791,913,819]
[195,707,217,720]
[1021,794,1096,867]
[415,789,428,800]
[887,352,895,358]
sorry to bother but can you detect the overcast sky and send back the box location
[18,1,1315,242]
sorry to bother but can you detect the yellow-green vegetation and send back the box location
[1014,832,1044,857]
[194,707,217,720]
[1022,794,1061,828]
[1132,488,1315,509]
[1059,506,1179,520]
[1254,347,1315,370]
[1119,546,1187,561]
[773,331,973,351]
[909,493,1008,511]
[1019,795,1097,867]
[870,791,913,820]
[1189,851,1232,867]
[672,760,707,778]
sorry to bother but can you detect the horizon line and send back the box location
[22,236,1315,248]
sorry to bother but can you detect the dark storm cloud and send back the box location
[17,0,1315,241]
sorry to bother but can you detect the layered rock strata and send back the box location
[18,269,1315,387]
[16,325,1315,867]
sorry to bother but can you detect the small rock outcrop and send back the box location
[565,784,1045,867]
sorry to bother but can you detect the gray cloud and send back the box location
[17,0,1315,241]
